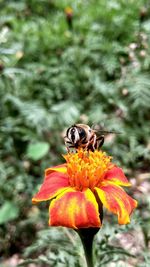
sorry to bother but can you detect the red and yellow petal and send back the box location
[103,166,131,186]
[95,184,137,224]
[32,172,69,203]
[49,188,101,229]
[45,163,67,176]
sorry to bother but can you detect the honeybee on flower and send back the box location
[64,123,120,152]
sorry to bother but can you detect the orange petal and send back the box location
[45,163,67,176]
[95,185,137,224]
[104,166,131,186]
[49,188,101,229]
[32,172,69,203]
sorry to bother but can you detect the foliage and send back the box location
[0,0,150,266]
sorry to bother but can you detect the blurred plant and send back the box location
[0,0,150,265]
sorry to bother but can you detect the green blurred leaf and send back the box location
[26,142,50,161]
[0,201,19,224]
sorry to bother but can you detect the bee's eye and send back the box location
[78,128,86,138]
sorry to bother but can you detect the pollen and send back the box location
[63,149,112,191]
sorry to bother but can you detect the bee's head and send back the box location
[66,125,86,144]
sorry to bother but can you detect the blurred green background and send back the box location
[0,0,150,266]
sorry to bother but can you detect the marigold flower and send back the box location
[64,7,73,30]
[65,7,73,18]
[32,149,137,229]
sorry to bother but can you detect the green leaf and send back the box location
[26,142,50,161]
[0,201,19,224]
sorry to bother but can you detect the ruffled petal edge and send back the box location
[103,166,131,187]
[45,163,67,176]
[32,172,69,203]
[49,188,101,229]
[95,184,137,224]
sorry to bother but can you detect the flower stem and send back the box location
[77,228,99,267]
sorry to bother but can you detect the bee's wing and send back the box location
[91,123,122,134]
[95,130,122,135]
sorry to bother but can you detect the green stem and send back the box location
[77,228,99,267]
[80,233,94,267]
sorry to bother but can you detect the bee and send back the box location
[64,124,120,152]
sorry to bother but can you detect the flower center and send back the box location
[63,149,112,191]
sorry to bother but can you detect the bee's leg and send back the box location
[96,135,104,149]
[66,146,70,153]
[65,141,73,144]
[86,135,96,151]
[65,140,74,152]
[66,145,76,153]
[92,135,97,151]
